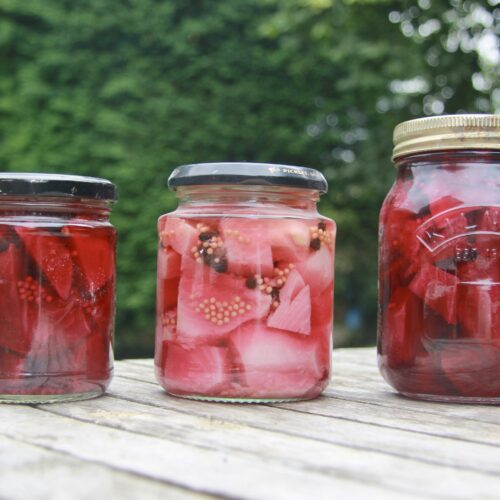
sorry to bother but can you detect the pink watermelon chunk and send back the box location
[158,341,230,396]
[159,217,199,256]
[266,220,311,262]
[155,308,176,355]
[175,259,272,346]
[220,219,273,276]
[159,276,180,310]
[158,308,178,343]
[296,246,334,296]
[311,286,333,331]
[268,285,311,335]
[62,225,115,293]
[158,247,181,280]
[230,321,326,399]
[15,227,73,299]
[278,269,305,303]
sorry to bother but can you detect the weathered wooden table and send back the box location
[1,347,499,499]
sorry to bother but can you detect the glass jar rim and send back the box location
[168,162,328,193]
[392,114,500,161]
[0,173,117,201]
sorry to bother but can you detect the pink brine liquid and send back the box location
[155,215,335,401]
[0,218,115,401]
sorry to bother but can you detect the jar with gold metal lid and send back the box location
[378,114,500,403]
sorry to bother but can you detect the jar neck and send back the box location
[395,149,500,169]
[175,185,321,215]
[0,196,112,221]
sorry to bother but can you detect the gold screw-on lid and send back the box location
[392,114,500,161]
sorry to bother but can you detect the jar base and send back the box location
[0,390,104,405]
[400,391,500,405]
[166,392,317,404]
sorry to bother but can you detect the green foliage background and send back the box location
[0,0,497,357]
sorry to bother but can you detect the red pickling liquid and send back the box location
[0,212,115,400]
[155,214,335,401]
[378,150,500,402]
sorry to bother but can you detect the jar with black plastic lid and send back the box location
[378,114,500,403]
[0,173,117,403]
[155,163,335,402]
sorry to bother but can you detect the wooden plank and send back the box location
[104,374,500,478]
[0,405,405,500]
[115,360,158,383]
[272,396,500,448]
[3,349,499,500]
[326,350,500,427]
[35,399,500,498]
[125,358,154,366]
[125,351,500,427]
[0,435,204,500]
[115,360,500,445]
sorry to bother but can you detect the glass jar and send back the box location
[155,163,335,402]
[0,173,117,403]
[378,114,500,403]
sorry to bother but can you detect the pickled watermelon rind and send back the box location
[155,215,335,400]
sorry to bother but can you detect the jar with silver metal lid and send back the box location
[155,163,335,402]
[0,173,117,403]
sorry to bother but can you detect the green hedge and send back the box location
[0,0,496,356]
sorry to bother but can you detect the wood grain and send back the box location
[0,435,207,500]
[1,348,499,500]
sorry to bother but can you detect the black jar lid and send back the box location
[168,163,328,193]
[0,173,117,201]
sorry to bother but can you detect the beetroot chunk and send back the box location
[409,262,458,324]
